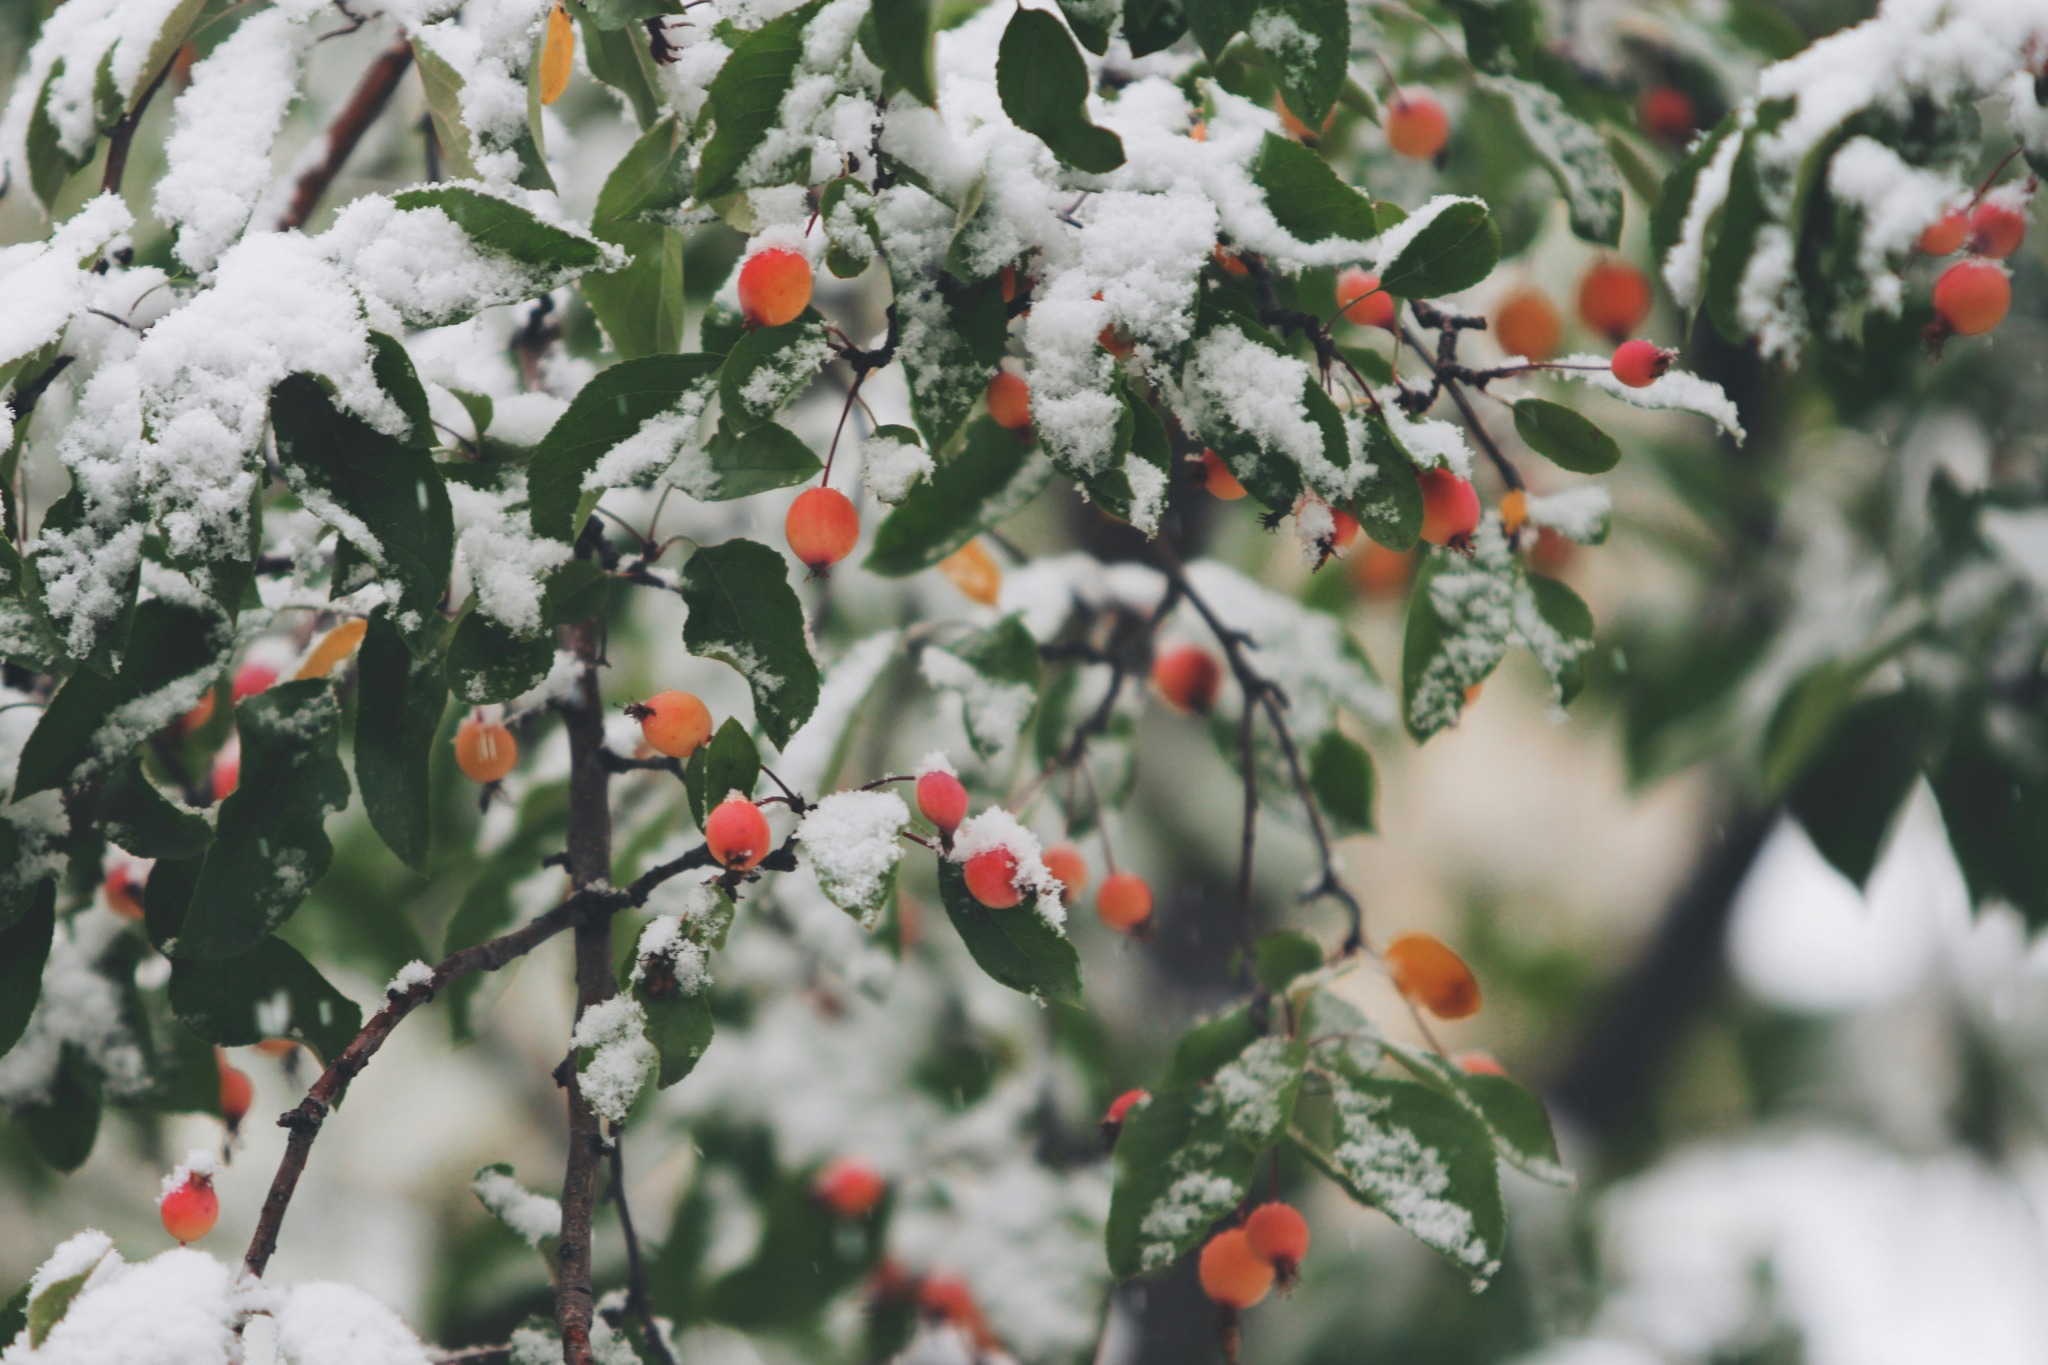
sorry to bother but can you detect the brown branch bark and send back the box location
[100,55,176,198]
[605,1128,679,1365]
[278,38,414,232]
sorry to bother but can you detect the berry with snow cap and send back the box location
[159,1151,220,1244]
[915,758,969,839]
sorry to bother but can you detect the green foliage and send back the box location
[681,539,821,749]
[996,8,1126,174]
[936,859,1083,1005]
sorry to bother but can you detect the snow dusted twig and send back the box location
[605,1128,679,1365]
[1397,315,1526,492]
[100,56,176,197]
[278,37,414,232]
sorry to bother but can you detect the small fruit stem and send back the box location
[1973,143,2026,204]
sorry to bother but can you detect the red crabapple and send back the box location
[785,486,860,573]
[1970,200,2027,258]
[916,768,969,837]
[1933,259,2011,336]
[815,1157,888,1218]
[705,797,772,870]
[1610,339,1676,388]
[1919,209,1969,255]
[986,372,1031,430]
[627,691,712,760]
[962,847,1022,909]
[1417,468,1481,546]
[160,1172,219,1244]
[1638,85,1695,144]
[218,1052,253,1130]
[1336,267,1397,330]
[1577,258,1653,343]
[737,248,813,327]
[1385,93,1449,160]
[1152,646,1222,715]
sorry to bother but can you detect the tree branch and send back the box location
[605,1128,678,1365]
[278,38,414,231]
[100,57,175,198]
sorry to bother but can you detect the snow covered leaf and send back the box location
[1181,319,1323,511]
[595,112,693,224]
[922,614,1041,759]
[167,935,363,1065]
[413,37,551,190]
[1069,379,1172,530]
[683,717,761,828]
[13,596,232,798]
[355,612,449,874]
[472,1163,561,1249]
[0,882,55,1061]
[695,2,823,202]
[681,539,820,749]
[630,915,717,1087]
[1297,1069,1506,1286]
[24,1228,110,1347]
[388,186,611,293]
[368,333,436,451]
[1308,729,1375,834]
[572,995,657,1123]
[868,0,938,105]
[718,317,831,430]
[1472,74,1624,245]
[1552,355,1746,442]
[1651,118,1736,260]
[1512,398,1620,474]
[1345,410,1425,550]
[154,682,349,959]
[1518,571,1594,707]
[445,610,556,705]
[584,117,690,359]
[1105,1086,1257,1279]
[700,421,828,500]
[867,417,1053,576]
[1250,133,1379,246]
[1375,197,1501,300]
[1380,1041,1569,1186]
[797,790,910,924]
[271,375,454,638]
[1401,531,1516,742]
[1248,0,1349,129]
[95,757,212,862]
[1209,1035,1309,1150]
[935,858,1082,1005]
[527,353,724,540]
[996,7,1125,175]
[820,176,881,277]
[880,199,1008,447]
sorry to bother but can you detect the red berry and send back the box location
[1385,931,1482,1020]
[986,372,1031,430]
[1577,258,1653,343]
[1096,871,1153,934]
[1335,267,1396,330]
[1933,259,2011,336]
[1103,1088,1149,1128]
[919,1274,996,1348]
[1417,468,1481,546]
[454,718,518,783]
[1969,200,2027,258]
[180,689,217,733]
[785,486,860,573]
[104,864,146,921]
[815,1157,888,1218]
[211,746,240,802]
[218,1052,253,1129]
[1919,209,1969,256]
[160,1174,219,1244]
[1043,843,1088,904]
[916,769,969,836]
[1638,85,1695,144]
[737,248,813,327]
[1244,1201,1310,1272]
[1329,508,1360,548]
[1457,1050,1506,1076]
[1199,448,1248,501]
[232,662,278,702]
[1493,288,1562,361]
[1385,93,1450,160]
[631,691,712,759]
[1609,339,1675,388]
[706,797,772,870]
[1152,646,1222,715]
[1349,541,1414,597]
[962,847,1022,908]
[1198,1228,1275,1309]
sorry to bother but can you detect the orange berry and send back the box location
[233,662,278,702]
[1152,645,1222,715]
[1384,931,1482,1020]
[705,797,772,870]
[985,371,1031,430]
[253,1038,299,1059]
[939,540,1002,605]
[1456,1050,1506,1076]
[1529,526,1573,575]
[1273,93,1333,141]
[218,1052,253,1129]
[1096,871,1153,934]
[1244,1201,1310,1272]
[785,486,860,573]
[629,691,712,759]
[454,718,518,784]
[915,769,969,836]
[1385,93,1449,160]
[160,1174,219,1244]
[1638,85,1695,145]
[180,689,217,733]
[1190,120,1208,142]
[1462,681,1484,709]
[1349,541,1414,597]
[1609,338,1675,388]
[962,847,1022,909]
[1493,288,1562,361]
[539,4,574,106]
[1417,468,1481,546]
[1042,843,1088,904]
[1200,448,1248,501]
[1336,267,1397,330]
[1499,488,1529,537]
[1919,209,1970,256]
[1213,244,1251,276]
[1329,508,1360,548]
[815,1157,888,1218]
[737,248,813,327]
[1933,258,2011,336]
[1000,264,1019,303]
[1103,1087,1149,1129]
[1577,259,1653,343]
[1198,1228,1275,1309]
[919,1274,997,1348]
[104,864,146,921]
[1970,200,2027,258]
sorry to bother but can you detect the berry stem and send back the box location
[1972,143,2026,204]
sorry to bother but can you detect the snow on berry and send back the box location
[948,809,1067,929]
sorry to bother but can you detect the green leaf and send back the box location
[1182,0,1249,61]
[1377,199,1501,299]
[1651,118,1736,259]
[1249,134,1377,244]
[632,954,717,1089]
[24,1231,109,1346]
[583,221,688,361]
[271,375,454,636]
[1308,729,1375,833]
[1248,0,1348,128]
[1,1284,27,1351]
[707,1170,886,1329]
[1401,534,1515,741]
[168,936,364,1064]
[1472,74,1624,245]
[0,881,55,1060]
[1380,1042,1570,1185]
[891,268,1006,450]
[369,332,437,449]
[1932,735,2048,930]
[446,610,557,705]
[1787,691,1930,888]
[936,859,1082,1005]
[21,1048,100,1172]
[390,185,609,278]
[1211,1036,1309,1149]
[1297,1070,1505,1285]
[596,113,693,223]
[543,559,612,629]
[1342,410,1423,550]
[684,717,761,827]
[356,612,449,872]
[1165,1007,1261,1087]
[1124,0,1189,56]
[925,613,1042,758]
[580,12,666,127]
[1105,1086,1256,1279]
[163,681,352,960]
[1254,930,1325,993]
[718,318,830,430]
[996,8,1125,174]
[96,758,213,861]
[869,0,937,105]
[696,3,823,201]
[27,62,90,211]
[528,354,725,540]
[1522,571,1594,706]
[1512,398,1621,474]
[695,420,824,500]
[867,417,1052,576]
[681,539,820,749]
[13,596,232,798]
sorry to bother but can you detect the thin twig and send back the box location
[100,56,176,197]
[605,1129,679,1365]
[278,38,414,231]
[1398,319,1524,492]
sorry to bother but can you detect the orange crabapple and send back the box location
[1153,645,1223,715]
[1457,1050,1507,1076]
[985,371,1031,430]
[1199,1227,1275,1309]
[1493,287,1563,361]
[705,797,772,871]
[737,247,813,327]
[1417,468,1481,546]
[1577,258,1653,343]
[1095,871,1153,935]
[1970,199,2027,258]
[1933,258,2011,337]
[218,1052,253,1130]
[453,716,518,784]
[1042,843,1088,904]
[159,1171,219,1244]
[1245,1201,1310,1276]
[1385,93,1450,160]
[1350,540,1415,597]
[1919,208,1970,255]
[785,486,860,573]
[627,691,712,760]
[1200,448,1249,501]
[1335,267,1397,330]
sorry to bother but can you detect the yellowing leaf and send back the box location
[939,540,1002,605]
[540,6,574,106]
[295,619,370,681]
